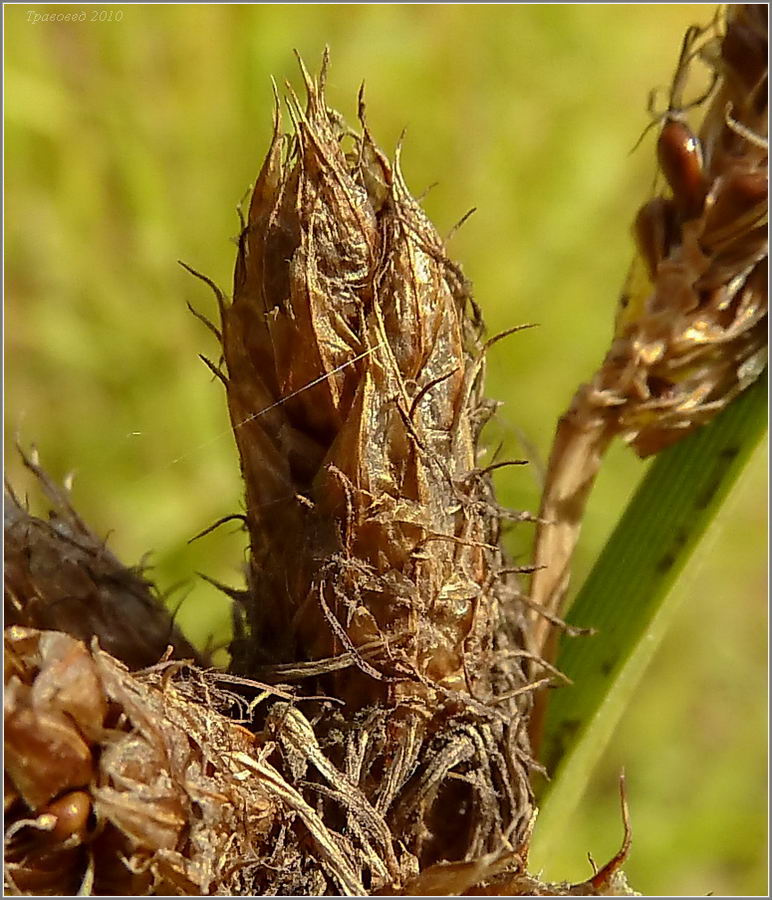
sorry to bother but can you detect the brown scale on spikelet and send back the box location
[529,5,768,659]
[212,52,540,881]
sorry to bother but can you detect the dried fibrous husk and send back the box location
[203,51,541,885]
[4,627,276,895]
[3,619,635,896]
[397,778,639,896]
[529,5,767,653]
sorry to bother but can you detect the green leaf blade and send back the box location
[532,371,768,862]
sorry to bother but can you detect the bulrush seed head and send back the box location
[218,54,538,872]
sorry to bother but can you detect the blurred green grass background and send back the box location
[5,4,766,895]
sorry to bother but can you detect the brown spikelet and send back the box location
[4,451,200,670]
[613,4,767,456]
[529,5,768,655]
[217,53,539,880]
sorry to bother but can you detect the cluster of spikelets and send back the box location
[529,4,767,654]
[3,55,645,894]
[2,50,646,896]
[5,626,277,895]
[4,8,765,897]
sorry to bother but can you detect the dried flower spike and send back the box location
[208,52,538,880]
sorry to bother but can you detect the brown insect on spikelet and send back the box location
[529,5,768,659]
